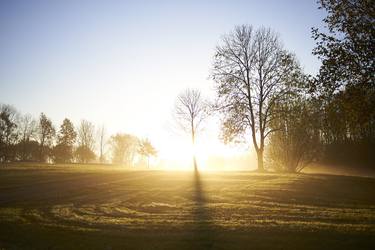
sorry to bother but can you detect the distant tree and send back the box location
[109,133,139,166]
[58,119,76,146]
[53,118,76,163]
[75,145,96,163]
[138,138,157,168]
[36,113,55,162]
[174,88,207,170]
[211,25,300,171]
[76,120,96,163]
[0,104,19,162]
[97,124,107,163]
[17,141,39,162]
[17,114,37,161]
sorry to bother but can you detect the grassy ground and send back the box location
[0,163,374,249]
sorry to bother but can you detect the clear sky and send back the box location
[0,0,326,169]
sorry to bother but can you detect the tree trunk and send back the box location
[257,149,264,172]
[191,122,198,171]
[193,155,197,171]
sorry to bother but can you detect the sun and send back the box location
[154,132,254,171]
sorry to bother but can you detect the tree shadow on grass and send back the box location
[187,168,216,249]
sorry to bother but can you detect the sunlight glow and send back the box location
[154,131,257,171]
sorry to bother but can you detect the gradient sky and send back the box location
[0,0,326,167]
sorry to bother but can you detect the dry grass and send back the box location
[0,163,374,249]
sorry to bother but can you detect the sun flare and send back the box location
[155,133,257,171]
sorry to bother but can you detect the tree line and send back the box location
[267,0,374,171]
[0,109,156,166]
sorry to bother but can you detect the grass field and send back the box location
[0,163,374,249]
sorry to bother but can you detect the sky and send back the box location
[0,0,326,169]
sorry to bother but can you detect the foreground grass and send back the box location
[0,163,374,249]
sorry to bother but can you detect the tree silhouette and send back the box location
[109,133,138,166]
[138,138,157,168]
[98,125,107,163]
[0,104,19,162]
[76,120,96,163]
[37,113,55,162]
[311,0,375,168]
[53,118,76,163]
[312,0,374,93]
[18,114,37,161]
[211,25,300,171]
[174,88,207,170]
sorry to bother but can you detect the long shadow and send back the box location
[188,168,216,249]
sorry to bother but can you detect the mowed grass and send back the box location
[0,163,374,249]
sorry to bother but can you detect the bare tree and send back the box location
[174,88,207,170]
[18,114,37,161]
[76,120,96,163]
[97,124,107,163]
[211,25,299,171]
[78,120,95,150]
[109,133,139,166]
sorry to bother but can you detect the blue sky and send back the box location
[0,0,326,164]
